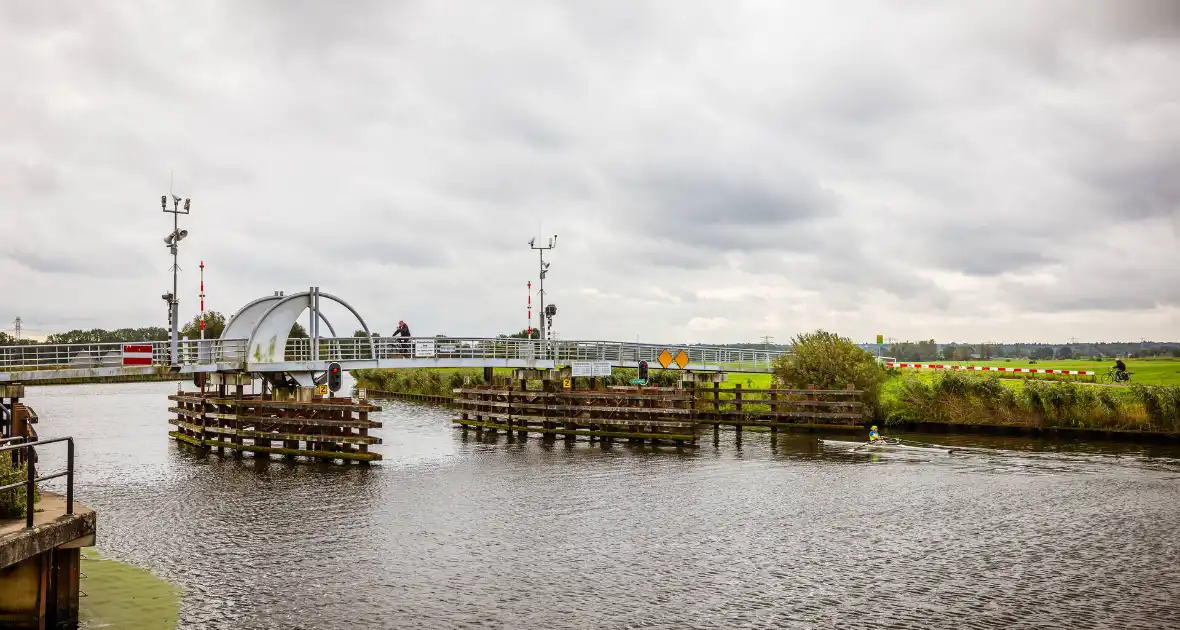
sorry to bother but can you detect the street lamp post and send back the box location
[162,194,190,366]
[529,234,557,342]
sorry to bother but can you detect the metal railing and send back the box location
[0,342,136,370]
[1,338,789,373]
[0,436,74,529]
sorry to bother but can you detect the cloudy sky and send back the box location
[2,1,1178,344]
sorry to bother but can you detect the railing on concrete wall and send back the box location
[0,436,75,529]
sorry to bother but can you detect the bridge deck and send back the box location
[0,337,784,383]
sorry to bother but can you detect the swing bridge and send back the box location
[0,289,784,384]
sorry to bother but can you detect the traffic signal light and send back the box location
[327,362,342,392]
[638,360,648,382]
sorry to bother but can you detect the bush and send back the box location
[0,456,35,520]
[772,330,885,418]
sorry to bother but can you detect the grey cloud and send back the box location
[2,1,1179,342]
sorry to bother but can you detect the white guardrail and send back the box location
[0,338,787,373]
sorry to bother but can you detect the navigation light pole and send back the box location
[529,234,557,341]
[162,194,190,365]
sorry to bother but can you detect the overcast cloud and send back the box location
[1,0,1178,344]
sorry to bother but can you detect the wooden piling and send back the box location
[168,389,382,464]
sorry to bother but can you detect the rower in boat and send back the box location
[868,425,883,442]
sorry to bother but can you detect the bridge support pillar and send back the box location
[483,367,493,385]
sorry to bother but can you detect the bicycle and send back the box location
[1099,368,1132,384]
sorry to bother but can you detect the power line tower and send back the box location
[13,317,20,341]
[760,335,774,347]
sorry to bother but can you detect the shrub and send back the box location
[0,456,36,519]
[772,330,885,418]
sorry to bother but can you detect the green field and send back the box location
[886,357,1180,387]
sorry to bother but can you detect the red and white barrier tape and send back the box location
[884,362,1094,376]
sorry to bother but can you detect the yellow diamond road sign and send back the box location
[657,349,673,369]
[674,350,689,369]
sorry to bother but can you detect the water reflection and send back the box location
[21,381,1180,629]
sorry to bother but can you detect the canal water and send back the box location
[29,380,1180,629]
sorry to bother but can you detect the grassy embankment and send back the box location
[354,358,1180,435]
[889,357,1180,386]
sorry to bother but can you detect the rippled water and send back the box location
[26,380,1180,629]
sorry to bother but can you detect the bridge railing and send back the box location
[0,342,131,371]
[274,337,785,372]
[0,337,788,373]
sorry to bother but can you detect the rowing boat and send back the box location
[820,439,957,455]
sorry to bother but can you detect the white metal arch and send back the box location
[245,291,375,363]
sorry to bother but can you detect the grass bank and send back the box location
[23,373,188,387]
[355,365,1180,437]
[80,549,181,630]
[887,357,1180,386]
[352,367,686,397]
[881,371,1180,433]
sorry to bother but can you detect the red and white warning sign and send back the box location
[122,344,154,366]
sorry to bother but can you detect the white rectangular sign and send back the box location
[414,340,436,357]
[438,343,457,354]
[571,361,612,377]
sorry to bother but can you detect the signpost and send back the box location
[562,377,571,389]
[121,344,154,366]
[316,384,328,396]
[658,349,689,369]
[570,361,611,377]
[414,340,436,358]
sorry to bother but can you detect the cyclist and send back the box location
[392,320,412,355]
[1114,359,1128,382]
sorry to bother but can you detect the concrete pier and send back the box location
[0,493,95,630]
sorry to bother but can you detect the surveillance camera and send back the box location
[183,198,191,212]
[529,238,535,247]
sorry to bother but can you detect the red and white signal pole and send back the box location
[199,260,206,340]
[527,281,532,337]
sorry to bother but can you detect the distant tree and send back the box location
[181,311,226,340]
[941,344,957,361]
[289,323,309,339]
[1173,348,1180,359]
[46,327,168,344]
[979,344,994,360]
[1031,346,1055,360]
[353,329,382,337]
[952,346,973,361]
[499,328,539,340]
[1056,346,1074,359]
